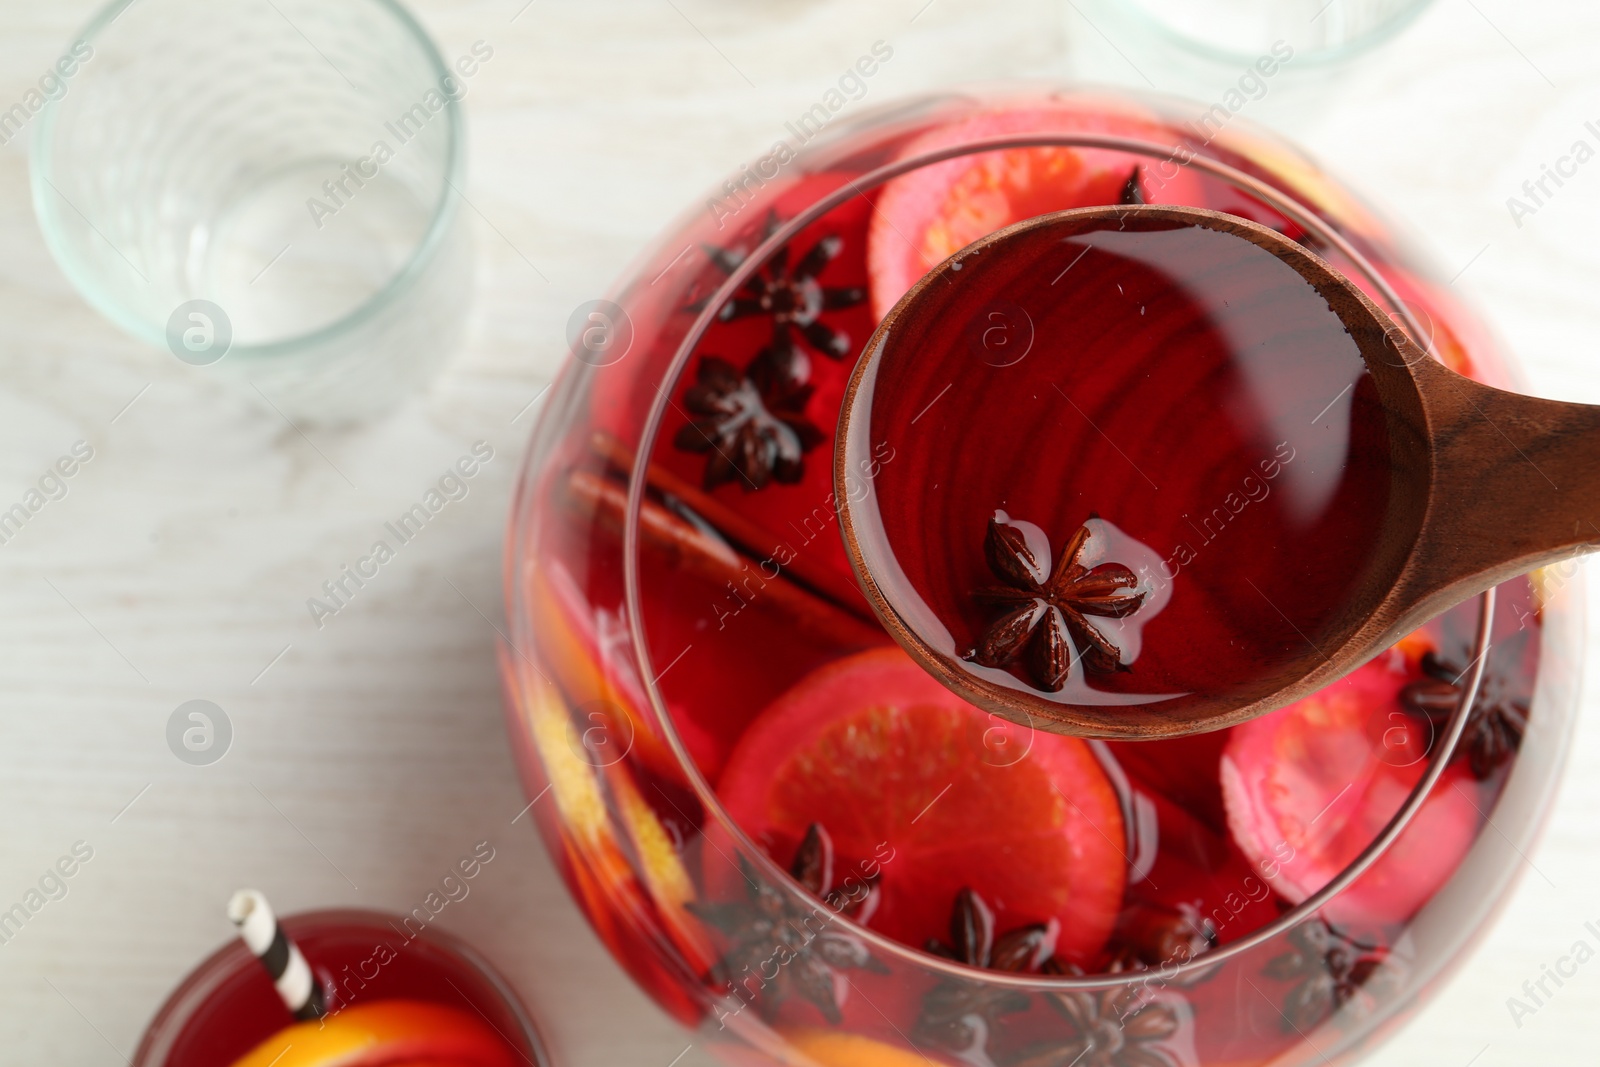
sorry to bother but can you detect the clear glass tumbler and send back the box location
[1088,0,1437,66]
[32,0,473,425]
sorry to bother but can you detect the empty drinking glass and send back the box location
[32,0,475,424]
[1097,0,1437,65]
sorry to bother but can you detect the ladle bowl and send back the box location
[836,204,1600,738]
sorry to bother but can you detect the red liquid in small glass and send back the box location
[135,911,538,1067]
[853,215,1397,710]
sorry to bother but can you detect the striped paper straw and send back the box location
[227,889,327,1021]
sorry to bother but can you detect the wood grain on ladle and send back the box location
[835,205,1600,739]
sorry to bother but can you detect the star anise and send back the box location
[705,210,867,392]
[673,352,825,491]
[916,888,1055,1052]
[1008,957,1182,1067]
[1262,919,1398,1033]
[966,515,1149,691]
[1104,902,1216,975]
[1399,641,1529,780]
[685,823,885,1024]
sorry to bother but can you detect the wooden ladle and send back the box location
[835,204,1597,739]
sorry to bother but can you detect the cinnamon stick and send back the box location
[590,431,875,624]
[563,468,884,649]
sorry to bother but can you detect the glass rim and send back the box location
[29,0,467,360]
[1102,0,1437,67]
[614,131,1494,991]
[131,907,552,1066]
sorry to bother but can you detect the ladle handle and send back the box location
[1385,355,1600,632]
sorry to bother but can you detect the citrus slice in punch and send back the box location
[227,1000,523,1067]
[715,647,1127,965]
[1221,644,1481,932]
[778,1027,959,1067]
[866,107,1206,320]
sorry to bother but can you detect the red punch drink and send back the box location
[133,910,546,1067]
[502,87,1575,1067]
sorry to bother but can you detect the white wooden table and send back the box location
[0,1,1596,1064]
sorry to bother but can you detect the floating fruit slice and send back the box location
[503,649,702,1025]
[1105,631,1437,836]
[867,108,1206,320]
[227,1001,521,1067]
[1220,645,1481,931]
[608,759,718,975]
[525,556,680,782]
[715,647,1126,965]
[777,1027,958,1067]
